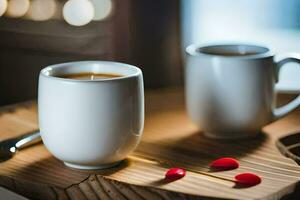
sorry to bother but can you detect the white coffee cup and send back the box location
[185,44,300,139]
[38,61,144,169]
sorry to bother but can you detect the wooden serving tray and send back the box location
[0,88,299,200]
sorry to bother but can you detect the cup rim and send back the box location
[40,61,142,82]
[186,43,274,59]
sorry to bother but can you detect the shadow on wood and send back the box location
[135,131,266,174]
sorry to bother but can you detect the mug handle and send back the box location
[273,54,300,119]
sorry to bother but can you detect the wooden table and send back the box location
[0,88,299,200]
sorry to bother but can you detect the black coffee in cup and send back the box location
[56,72,123,80]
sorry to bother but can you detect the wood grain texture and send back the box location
[0,89,299,199]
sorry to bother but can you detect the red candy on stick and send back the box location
[165,168,186,181]
[163,159,261,187]
[209,157,239,170]
[234,173,261,186]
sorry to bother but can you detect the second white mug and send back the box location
[185,44,300,139]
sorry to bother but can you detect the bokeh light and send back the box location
[26,0,57,21]
[63,0,94,26]
[90,0,112,21]
[0,0,7,17]
[5,0,30,18]
[0,0,114,26]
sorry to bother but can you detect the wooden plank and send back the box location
[0,89,299,199]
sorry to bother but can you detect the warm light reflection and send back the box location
[90,0,113,21]
[0,0,7,17]
[26,0,57,21]
[5,0,30,18]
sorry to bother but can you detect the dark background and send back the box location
[0,0,182,106]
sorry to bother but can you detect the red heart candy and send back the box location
[235,173,261,186]
[165,168,186,181]
[209,157,239,170]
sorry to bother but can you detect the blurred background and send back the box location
[0,0,299,106]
